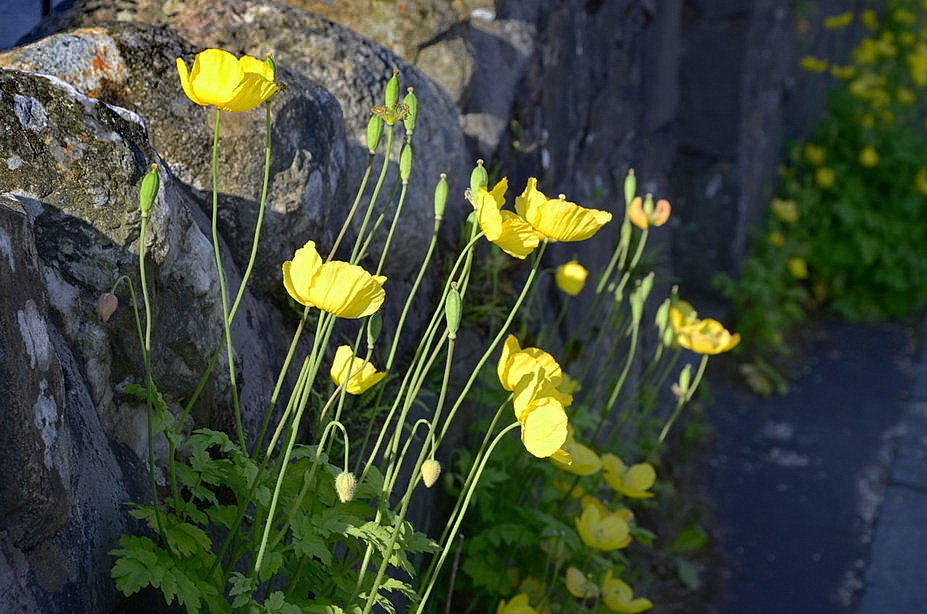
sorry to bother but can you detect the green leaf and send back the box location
[164,521,212,557]
[676,558,703,590]
[671,521,709,552]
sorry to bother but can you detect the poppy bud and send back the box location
[421,459,441,488]
[335,471,357,503]
[139,164,160,216]
[445,287,462,338]
[97,293,118,322]
[367,313,382,346]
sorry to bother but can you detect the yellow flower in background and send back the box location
[859,146,879,168]
[176,49,279,112]
[474,178,543,259]
[330,345,386,394]
[552,480,586,499]
[627,196,672,229]
[803,143,826,165]
[675,318,741,355]
[601,572,653,613]
[515,178,612,242]
[830,65,856,80]
[601,454,656,498]
[282,241,386,318]
[555,260,589,296]
[787,257,810,280]
[861,9,879,29]
[497,593,539,614]
[771,198,799,223]
[574,498,631,550]
[908,44,927,87]
[551,439,601,475]
[815,167,836,188]
[799,56,829,73]
[896,87,917,105]
[768,231,785,247]
[565,567,599,599]
[823,12,853,29]
[915,169,927,195]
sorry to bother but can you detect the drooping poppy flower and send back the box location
[330,345,386,394]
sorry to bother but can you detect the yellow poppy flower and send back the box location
[551,440,601,475]
[555,260,589,296]
[574,498,631,550]
[859,146,879,168]
[627,196,671,229]
[915,169,927,196]
[176,49,279,112]
[330,345,386,394]
[601,572,653,613]
[668,299,699,331]
[601,454,656,498]
[799,56,829,73]
[565,567,599,599]
[770,198,799,223]
[497,593,539,614]
[520,397,569,458]
[498,335,572,419]
[803,143,826,165]
[787,257,810,280]
[674,318,740,355]
[515,178,612,242]
[474,179,542,259]
[282,241,386,319]
[815,167,836,188]
[823,12,853,29]
[768,231,785,248]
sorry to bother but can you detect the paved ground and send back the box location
[702,321,921,614]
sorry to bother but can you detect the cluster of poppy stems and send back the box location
[171,47,741,614]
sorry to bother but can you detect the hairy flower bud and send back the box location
[421,459,441,488]
[399,143,413,183]
[624,168,636,207]
[335,471,357,503]
[366,115,384,153]
[139,164,160,216]
[470,159,488,196]
[384,69,400,108]
[97,293,119,322]
[445,287,462,338]
[434,173,448,222]
[403,87,418,136]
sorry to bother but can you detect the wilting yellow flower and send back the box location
[555,260,589,296]
[283,241,387,318]
[474,179,543,259]
[601,572,653,613]
[627,196,671,229]
[574,498,631,550]
[515,178,612,242]
[497,593,539,614]
[915,169,927,195]
[815,167,836,188]
[824,12,853,29]
[803,143,826,165]
[520,397,569,458]
[859,146,879,168]
[768,231,785,247]
[551,440,601,475]
[176,49,279,112]
[787,257,810,280]
[330,345,386,394]
[675,318,741,355]
[565,567,599,599]
[601,454,656,498]
[799,56,829,73]
[771,198,799,223]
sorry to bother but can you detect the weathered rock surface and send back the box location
[1,22,349,293]
[25,0,469,276]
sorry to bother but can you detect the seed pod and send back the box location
[434,173,448,222]
[399,143,413,183]
[403,87,418,136]
[139,164,160,215]
[421,459,442,488]
[335,471,357,503]
[366,115,384,153]
[624,168,636,207]
[445,288,462,338]
[470,159,488,195]
[384,70,400,108]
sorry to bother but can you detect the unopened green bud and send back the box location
[624,168,636,207]
[367,313,382,347]
[643,193,654,215]
[403,87,418,136]
[445,287,462,338]
[264,54,276,80]
[655,298,670,332]
[366,115,384,153]
[399,143,413,183]
[335,471,357,503]
[639,272,654,302]
[421,459,441,488]
[678,364,692,396]
[470,159,488,195]
[139,164,159,216]
[630,283,644,324]
[434,174,448,221]
[620,217,632,245]
[384,69,400,108]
